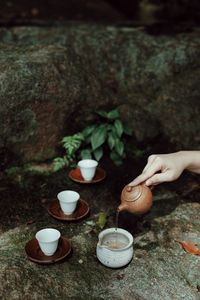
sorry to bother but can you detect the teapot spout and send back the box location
[117,203,127,212]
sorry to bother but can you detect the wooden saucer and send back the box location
[25,237,71,264]
[48,199,90,221]
[69,167,106,184]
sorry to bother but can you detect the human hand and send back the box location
[129,152,187,187]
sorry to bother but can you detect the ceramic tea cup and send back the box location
[96,228,134,268]
[57,190,80,215]
[78,159,98,181]
[35,228,61,256]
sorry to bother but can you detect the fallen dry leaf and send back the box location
[97,212,108,229]
[178,240,200,255]
[26,219,35,225]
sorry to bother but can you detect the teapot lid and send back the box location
[123,185,143,202]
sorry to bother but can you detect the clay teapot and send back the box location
[118,184,153,215]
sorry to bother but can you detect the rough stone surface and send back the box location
[0,159,199,300]
[0,25,200,164]
[0,26,109,162]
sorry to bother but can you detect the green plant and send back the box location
[53,133,84,171]
[53,109,132,171]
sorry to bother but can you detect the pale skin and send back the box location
[129,151,200,187]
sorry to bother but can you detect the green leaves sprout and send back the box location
[53,108,132,171]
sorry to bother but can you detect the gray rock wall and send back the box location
[0,25,200,163]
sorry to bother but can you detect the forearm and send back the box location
[180,151,200,174]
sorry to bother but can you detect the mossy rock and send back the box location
[0,25,200,166]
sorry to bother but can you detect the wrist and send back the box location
[179,150,200,173]
[177,151,192,171]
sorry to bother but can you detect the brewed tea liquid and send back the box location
[105,240,127,250]
[114,210,120,246]
[100,211,128,250]
[115,210,119,228]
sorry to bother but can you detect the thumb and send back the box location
[146,172,170,186]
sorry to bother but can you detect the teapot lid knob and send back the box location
[124,185,143,202]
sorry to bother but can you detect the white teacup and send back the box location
[57,190,80,215]
[78,159,98,181]
[35,228,61,256]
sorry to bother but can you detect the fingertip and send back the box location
[145,180,151,186]
[128,180,137,187]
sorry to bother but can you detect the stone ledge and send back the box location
[0,164,199,299]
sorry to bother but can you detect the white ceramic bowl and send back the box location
[96,228,134,268]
